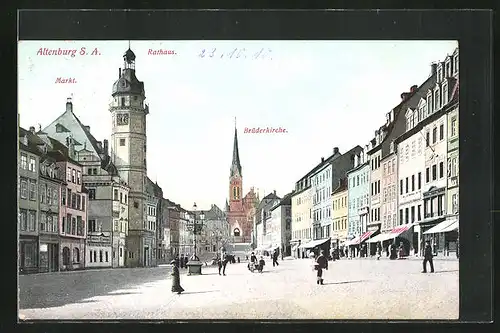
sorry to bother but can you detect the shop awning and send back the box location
[345,236,360,246]
[423,219,457,235]
[390,223,414,237]
[358,231,375,244]
[439,219,459,233]
[298,238,330,249]
[366,232,393,243]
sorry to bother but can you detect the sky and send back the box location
[18,40,458,211]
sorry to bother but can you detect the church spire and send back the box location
[230,119,242,177]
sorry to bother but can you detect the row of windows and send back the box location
[19,153,37,172]
[19,209,36,232]
[425,123,445,147]
[19,178,37,201]
[113,189,128,204]
[89,250,110,263]
[313,207,331,222]
[332,196,347,210]
[40,184,59,205]
[294,210,312,223]
[66,167,81,185]
[371,180,381,196]
[382,185,397,203]
[62,247,81,265]
[144,220,156,231]
[147,205,157,217]
[313,186,331,205]
[312,169,331,187]
[349,171,369,189]
[426,162,445,183]
[62,189,86,212]
[293,228,311,240]
[399,204,422,226]
[40,213,58,233]
[400,172,422,195]
[382,159,397,177]
[332,218,347,231]
[371,155,381,171]
[61,214,85,236]
[400,137,423,165]
[371,207,381,222]
[349,194,369,210]
[314,225,330,239]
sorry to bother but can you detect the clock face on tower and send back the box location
[117,113,129,125]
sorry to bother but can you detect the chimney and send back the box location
[273,190,276,195]
[67,136,75,158]
[84,125,90,132]
[119,68,122,78]
[431,63,437,76]
[333,147,339,155]
[29,126,35,134]
[400,92,410,101]
[37,124,42,132]
[410,85,418,93]
[321,157,325,163]
[103,139,109,155]
[66,97,73,113]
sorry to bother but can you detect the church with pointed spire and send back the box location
[226,120,259,245]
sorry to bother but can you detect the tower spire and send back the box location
[230,121,242,178]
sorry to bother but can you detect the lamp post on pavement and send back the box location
[186,202,204,275]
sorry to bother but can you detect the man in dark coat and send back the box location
[180,254,185,268]
[315,250,328,285]
[272,249,279,267]
[219,251,228,275]
[184,254,189,268]
[422,241,435,273]
[170,259,184,294]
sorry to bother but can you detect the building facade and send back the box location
[269,193,293,257]
[290,177,312,259]
[331,178,348,250]
[38,145,63,273]
[254,191,281,252]
[346,152,370,256]
[55,149,87,271]
[18,130,41,274]
[380,150,398,234]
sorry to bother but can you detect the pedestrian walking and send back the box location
[237,256,240,263]
[180,254,185,268]
[376,243,382,260]
[422,241,435,273]
[219,251,228,275]
[184,255,189,268]
[170,259,184,294]
[272,249,279,267]
[314,250,328,285]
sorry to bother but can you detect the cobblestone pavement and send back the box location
[19,258,458,320]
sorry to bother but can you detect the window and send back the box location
[426,168,430,183]
[77,171,81,185]
[405,207,409,224]
[105,251,109,262]
[405,177,409,193]
[399,209,403,225]
[77,195,81,210]
[20,180,28,199]
[71,169,76,183]
[119,248,123,257]
[439,124,444,141]
[29,181,36,201]
[27,210,35,231]
[411,175,415,192]
[443,83,449,105]
[120,138,126,146]
[121,97,125,106]
[426,131,430,147]
[100,250,103,262]
[62,216,66,234]
[20,153,27,169]
[124,194,127,203]
[88,189,96,200]
[432,165,437,181]
[114,189,119,201]
[67,167,71,182]
[439,162,444,178]
[452,193,459,213]
[418,205,422,221]
[94,251,97,262]
[453,54,459,74]
[73,248,80,263]
[19,209,27,231]
[451,116,457,137]
[432,127,437,144]
[418,172,422,189]
[90,250,93,262]
[71,193,76,209]
[87,168,92,175]
[29,157,36,172]
[82,196,85,211]
[120,192,123,203]
[52,188,58,205]
[399,179,403,195]
[356,176,359,186]
[411,206,415,223]
[435,88,440,110]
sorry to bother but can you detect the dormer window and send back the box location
[427,92,433,114]
[412,110,418,127]
[442,82,449,105]
[389,141,395,153]
[437,64,443,82]
[405,108,414,130]
[445,57,452,78]
[434,87,441,111]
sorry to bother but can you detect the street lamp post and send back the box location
[186,202,204,275]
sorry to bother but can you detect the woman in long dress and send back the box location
[170,259,184,294]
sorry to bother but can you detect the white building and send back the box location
[269,193,293,257]
[310,158,334,242]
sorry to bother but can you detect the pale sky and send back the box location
[18,40,458,210]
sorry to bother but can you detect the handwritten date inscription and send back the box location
[199,48,272,60]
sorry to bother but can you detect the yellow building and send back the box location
[291,179,312,259]
[331,179,348,250]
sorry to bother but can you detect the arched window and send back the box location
[234,228,240,237]
[73,247,80,263]
[62,247,70,265]
[233,187,237,199]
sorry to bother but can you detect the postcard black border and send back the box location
[6,8,494,333]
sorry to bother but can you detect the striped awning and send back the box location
[390,223,414,237]
[366,232,393,243]
[424,219,458,234]
[298,238,330,249]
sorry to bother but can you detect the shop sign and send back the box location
[40,244,48,252]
